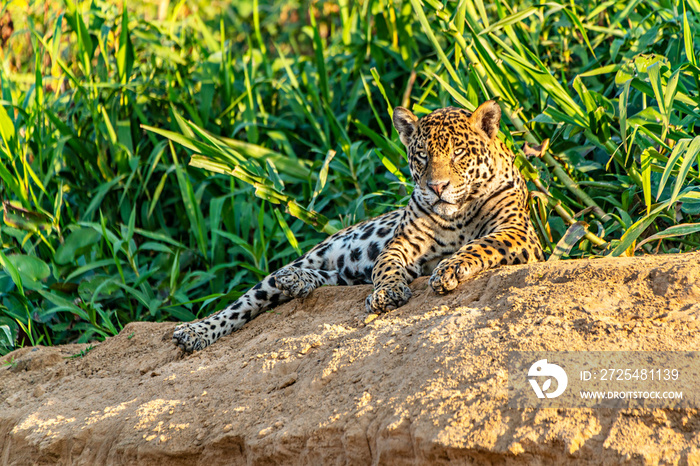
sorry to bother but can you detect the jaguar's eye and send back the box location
[453,148,465,156]
[414,150,426,158]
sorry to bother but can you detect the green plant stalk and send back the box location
[531,178,607,246]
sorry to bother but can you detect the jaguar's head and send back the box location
[393,100,502,218]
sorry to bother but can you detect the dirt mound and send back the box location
[2,253,700,465]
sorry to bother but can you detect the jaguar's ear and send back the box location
[470,100,501,140]
[393,107,419,147]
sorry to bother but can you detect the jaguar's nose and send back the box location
[427,180,450,197]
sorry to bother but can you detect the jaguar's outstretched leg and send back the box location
[429,225,542,294]
[172,266,339,352]
[274,266,340,298]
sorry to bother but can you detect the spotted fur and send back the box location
[172,101,544,352]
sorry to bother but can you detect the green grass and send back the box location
[0,0,699,354]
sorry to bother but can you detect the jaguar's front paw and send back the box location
[429,259,470,294]
[172,323,209,353]
[274,266,314,298]
[365,284,412,313]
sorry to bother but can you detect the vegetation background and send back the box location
[1,0,699,354]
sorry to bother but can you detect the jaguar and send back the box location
[172,100,544,352]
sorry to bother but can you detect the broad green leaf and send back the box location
[84,175,125,220]
[65,0,94,74]
[683,1,697,66]
[125,205,136,244]
[611,0,643,26]
[170,142,207,257]
[0,250,24,296]
[657,139,690,200]
[353,119,405,163]
[572,77,596,113]
[111,281,151,309]
[309,149,337,211]
[0,160,23,204]
[308,5,331,104]
[117,7,134,84]
[0,325,13,349]
[633,54,668,75]
[265,159,285,192]
[561,7,596,58]
[36,289,90,321]
[578,64,619,78]
[548,222,589,261]
[619,79,632,152]
[274,208,302,256]
[663,68,681,121]
[670,136,700,204]
[79,276,120,302]
[609,212,660,257]
[370,68,394,117]
[166,307,197,322]
[209,196,227,260]
[137,241,173,255]
[614,69,634,86]
[647,62,672,137]
[432,74,474,110]
[2,201,52,232]
[100,105,118,145]
[144,123,313,181]
[55,228,102,265]
[0,105,15,149]
[64,258,124,282]
[640,148,656,214]
[5,254,50,283]
[607,194,696,257]
[374,149,408,183]
[479,7,538,36]
[501,51,586,125]
[636,223,700,251]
